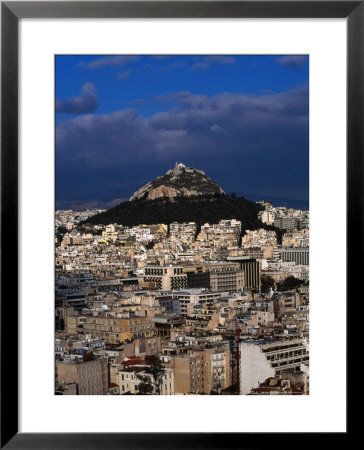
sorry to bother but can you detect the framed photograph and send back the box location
[1,1,356,447]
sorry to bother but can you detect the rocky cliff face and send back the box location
[129,163,225,201]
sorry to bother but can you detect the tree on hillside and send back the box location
[277,276,304,291]
[135,375,154,395]
[55,226,68,247]
[261,275,275,293]
[275,229,284,245]
[80,194,265,230]
[135,356,166,395]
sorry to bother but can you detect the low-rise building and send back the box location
[83,313,155,343]
[117,366,174,395]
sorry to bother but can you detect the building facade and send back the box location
[227,256,260,290]
[143,265,188,290]
[239,337,309,394]
[279,247,309,266]
[83,314,155,343]
[56,355,108,395]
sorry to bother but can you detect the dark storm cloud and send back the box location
[56,82,98,114]
[277,55,308,69]
[56,83,308,203]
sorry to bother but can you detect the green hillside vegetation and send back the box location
[80,194,267,230]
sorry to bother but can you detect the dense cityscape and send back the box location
[55,55,309,396]
[55,164,309,396]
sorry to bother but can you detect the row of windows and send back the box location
[78,372,102,379]
[79,387,104,394]
[266,350,307,361]
[87,319,147,325]
[272,356,309,368]
[145,270,163,275]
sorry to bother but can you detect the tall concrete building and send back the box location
[184,261,244,293]
[226,256,260,290]
[208,269,244,293]
[143,265,187,290]
[239,336,309,394]
[274,216,299,230]
[56,355,108,395]
[279,247,309,265]
[171,346,231,394]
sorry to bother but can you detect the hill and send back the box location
[81,193,265,229]
[129,162,225,201]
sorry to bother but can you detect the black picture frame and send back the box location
[1,1,356,448]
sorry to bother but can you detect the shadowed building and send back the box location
[56,354,108,395]
[226,256,260,290]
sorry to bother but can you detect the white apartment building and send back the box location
[117,367,174,395]
[168,289,227,315]
[240,337,309,394]
[258,209,275,225]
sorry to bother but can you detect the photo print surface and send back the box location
[55,55,309,396]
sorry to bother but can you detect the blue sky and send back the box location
[56,55,309,209]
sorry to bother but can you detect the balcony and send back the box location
[265,345,307,357]
[271,355,309,369]
[261,339,306,351]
